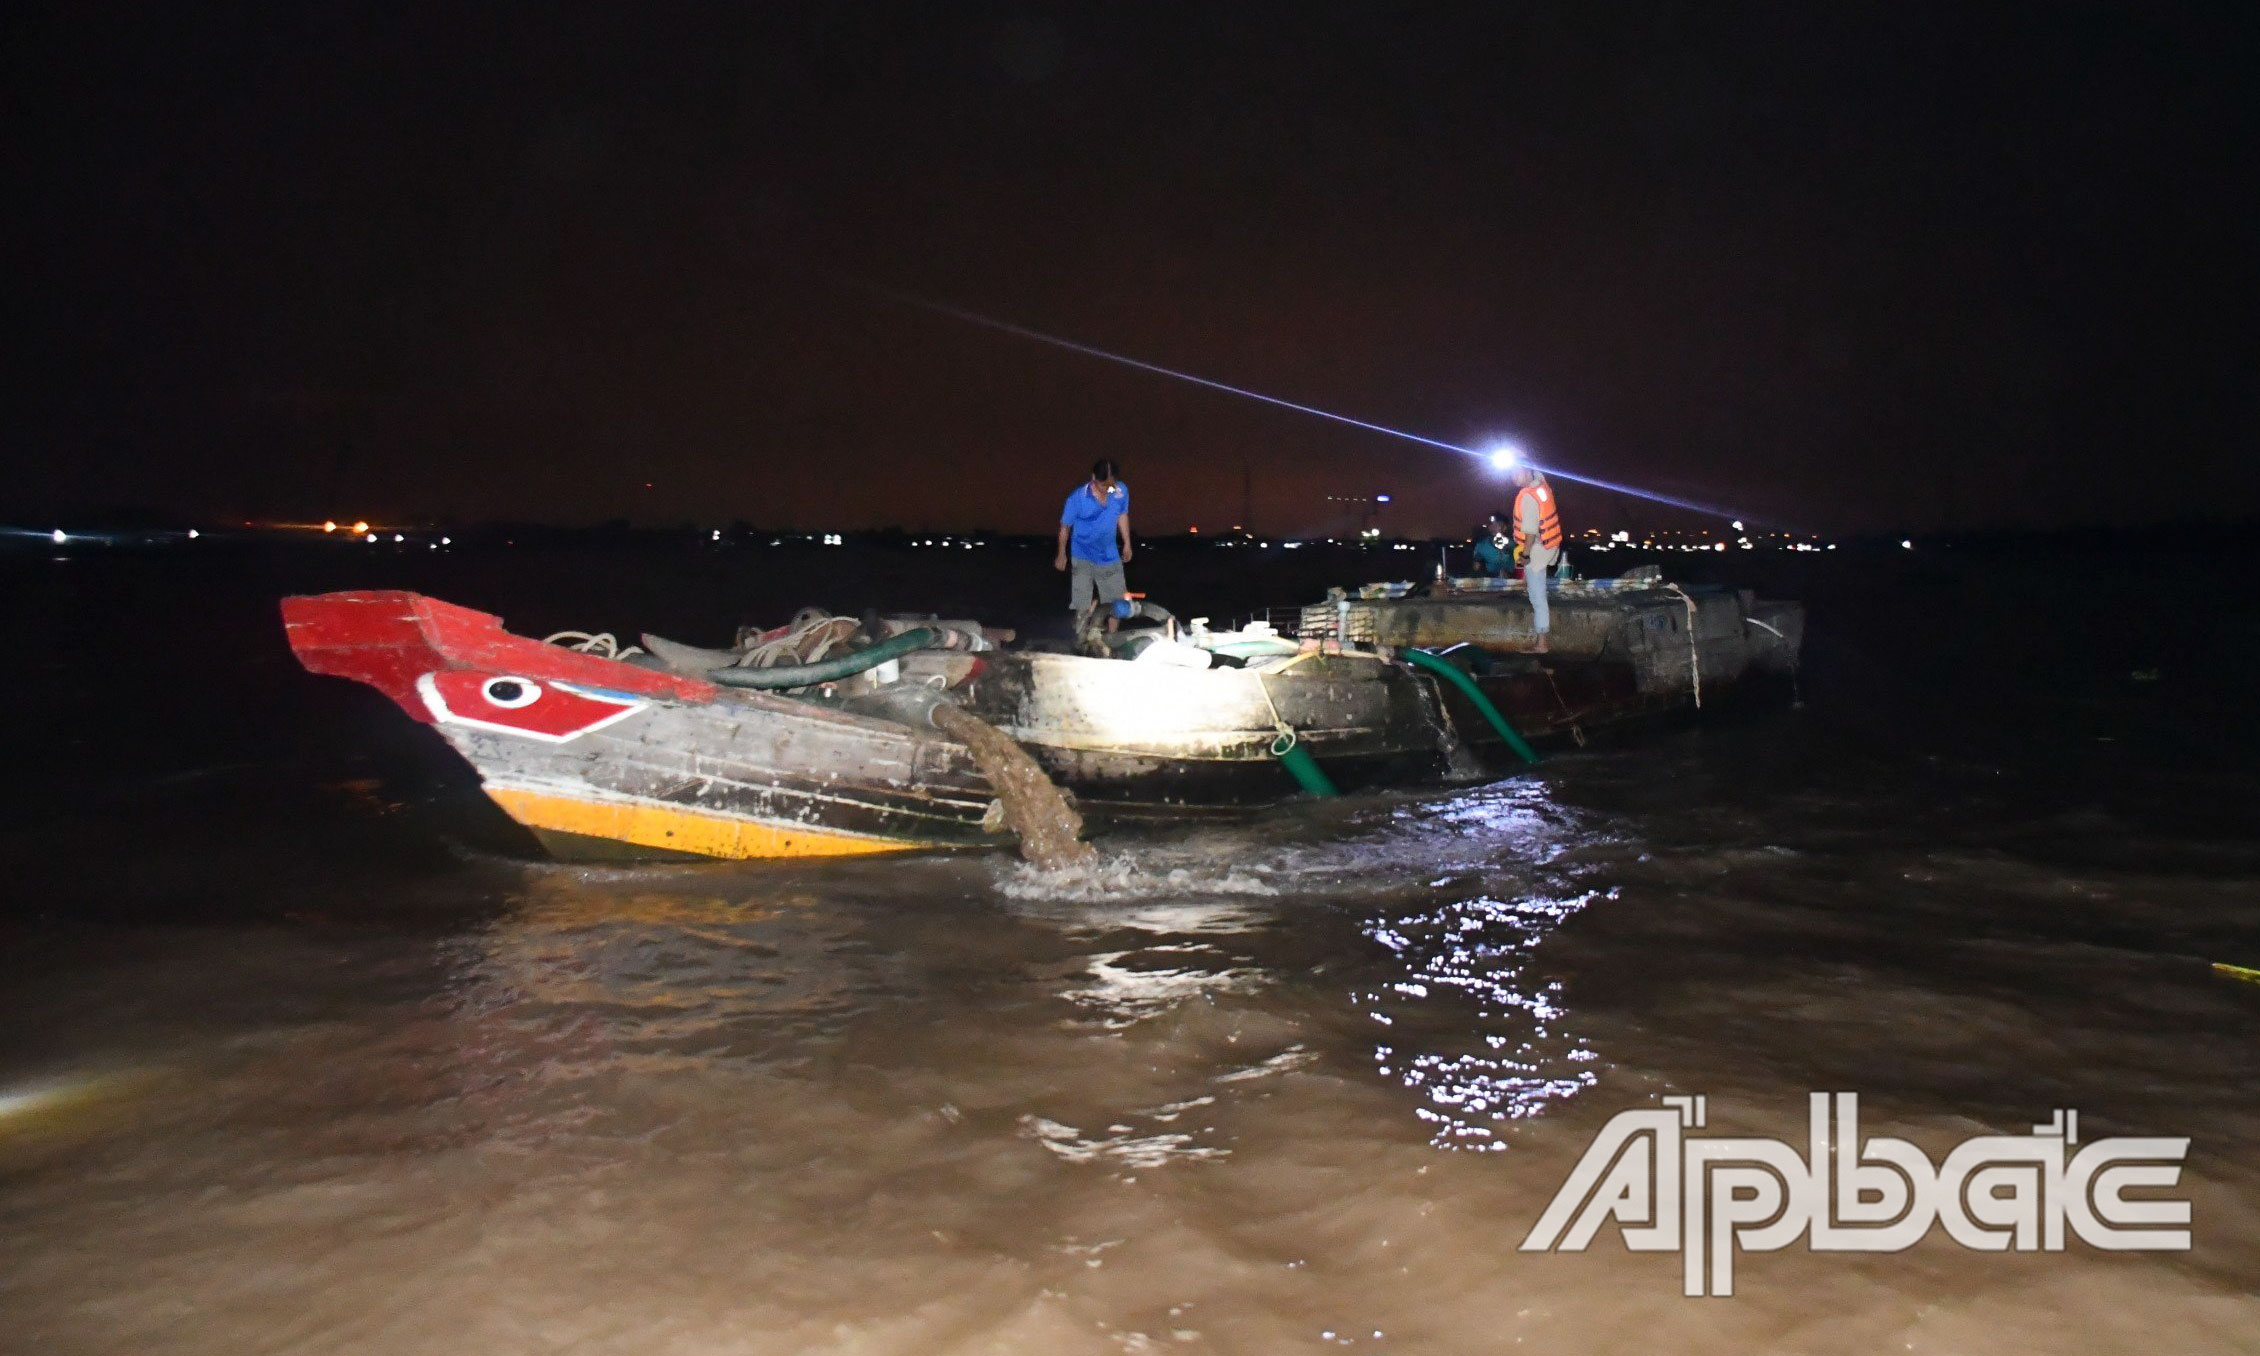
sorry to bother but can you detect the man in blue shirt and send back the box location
[1055,458,1133,624]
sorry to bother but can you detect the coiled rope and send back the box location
[734,609,862,668]
[542,631,645,661]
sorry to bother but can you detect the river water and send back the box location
[2,537,2257,1354]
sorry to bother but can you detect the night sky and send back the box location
[11,4,2258,537]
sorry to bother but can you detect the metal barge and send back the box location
[1296,569,1804,751]
[954,647,1443,810]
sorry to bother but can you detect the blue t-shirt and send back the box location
[1061,481,1130,563]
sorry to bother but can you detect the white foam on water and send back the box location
[999,851,1281,902]
[1019,1115,1231,1168]
[1212,1046,1319,1083]
[1060,946,1268,1028]
[994,779,1605,912]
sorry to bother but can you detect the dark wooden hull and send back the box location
[283,583,1808,861]
[284,590,1012,861]
[434,691,1010,860]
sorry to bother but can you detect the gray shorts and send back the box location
[1069,557,1127,612]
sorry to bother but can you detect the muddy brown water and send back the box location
[2,537,2257,1354]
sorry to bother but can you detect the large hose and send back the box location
[1399,647,1541,766]
[708,626,939,689]
[1270,727,1340,797]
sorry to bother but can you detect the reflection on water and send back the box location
[1362,890,1603,1148]
[6,748,2260,1353]
[460,876,887,1055]
[1062,943,1268,1030]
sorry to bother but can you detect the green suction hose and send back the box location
[1399,647,1541,765]
[708,627,939,689]
[1270,726,1340,797]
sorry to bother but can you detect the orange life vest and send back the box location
[1514,479,1564,552]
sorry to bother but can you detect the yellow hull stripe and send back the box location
[484,785,933,859]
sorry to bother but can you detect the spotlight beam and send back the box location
[851,278,1757,523]
[855,281,1471,455]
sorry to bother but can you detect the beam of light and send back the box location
[853,280,1474,455]
[0,1073,132,1129]
[0,1079,84,1121]
[1521,466,1749,522]
[850,279,1761,524]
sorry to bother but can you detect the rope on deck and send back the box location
[1662,584,1702,709]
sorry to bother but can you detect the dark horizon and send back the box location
[11,5,2259,537]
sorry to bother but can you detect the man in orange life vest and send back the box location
[1510,466,1564,653]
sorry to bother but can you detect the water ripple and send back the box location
[1358,889,1607,1148]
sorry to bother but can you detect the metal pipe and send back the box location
[1398,648,1541,765]
[708,627,939,689]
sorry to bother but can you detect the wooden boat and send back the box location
[282,591,1013,861]
[280,590,1449,860]
[281,568,1804,861]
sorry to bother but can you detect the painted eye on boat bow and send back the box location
[416,670,647,742]
[481,676,541,708]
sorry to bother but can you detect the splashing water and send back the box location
[999,851,1281,903]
